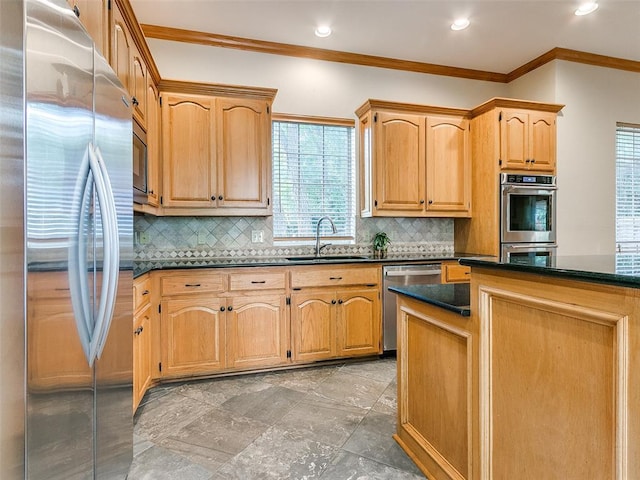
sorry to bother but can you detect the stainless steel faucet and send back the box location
[315,216,337,257]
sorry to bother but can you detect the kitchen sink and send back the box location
[286,255,369,262]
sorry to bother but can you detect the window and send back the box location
[272,116,355,241]
[616,123,640,252]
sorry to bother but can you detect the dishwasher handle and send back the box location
[384,268,442,277]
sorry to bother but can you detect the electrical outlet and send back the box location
[139,232,149,245]
[251,230,264,243]
[197,230,207,245]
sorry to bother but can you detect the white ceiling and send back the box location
[129,0,640,74]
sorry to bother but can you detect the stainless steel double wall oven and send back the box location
[500,173,557,265]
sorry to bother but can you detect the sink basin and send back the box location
[286,255,369,262]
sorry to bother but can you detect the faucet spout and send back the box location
[315,216,337,257]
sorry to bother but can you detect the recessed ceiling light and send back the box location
[575,2,598,16]
[451,18,470,31]
[315,25,332,38]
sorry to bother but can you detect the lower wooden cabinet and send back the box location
[160,296,226,378]
[291,287,381,362]
[133,302,152,411]
[226,294,289,369]
[441,261,471,283]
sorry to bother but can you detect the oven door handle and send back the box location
[503,244,558,250]
[503,185,558,193]
[384,269,442,277]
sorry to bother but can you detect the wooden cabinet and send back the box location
[159,82,276,216]
[67,0,109,57]
[441,261,471,283]
[110,1,147,126]
[395,294,475,480]
[133,274,152,411]
[290,265,381,362]
[158,268,288,378]
[145,77,161,207]
[454,98,563,257]
[500,109,557,172]
[357,100,471,218]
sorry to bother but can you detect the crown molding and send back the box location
[158,79,277,100]
[141,24,508,83]
[141,24,640,84]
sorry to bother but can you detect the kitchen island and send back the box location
[392,255,640,480]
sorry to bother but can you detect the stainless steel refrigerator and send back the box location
[0,0,133,478]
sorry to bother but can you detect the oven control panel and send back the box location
[502,173,556,186]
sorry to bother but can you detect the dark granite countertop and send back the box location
[460,254,640,289]
[133,252,480,278]
[388,283,471,317]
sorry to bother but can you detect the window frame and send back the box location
[271,113,356,244]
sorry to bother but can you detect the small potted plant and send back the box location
[373,232,391,258]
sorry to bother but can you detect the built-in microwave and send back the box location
[500,173,556,244]
[132,120,148,205]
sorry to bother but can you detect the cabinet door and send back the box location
[374,112,425,213]
[162,94,216,208]
[500,110,528,170]
[161,297,225,377]
[336,289,381,357]
[291,291,336,362]
[528,112,556,172]
[69,0,109,57]
[145,79,160,207]
[131,47,147,127]
[110,1,131,94]
[216,98,271,210]
[426,116,471,214]
[133,303,152,412]
[226,294,288,369]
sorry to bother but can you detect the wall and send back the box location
[509,61,640,255]
[136,39,506,260]
[138,39,640,258]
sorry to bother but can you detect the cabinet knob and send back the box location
[148,190,154,195]
[132,97,139,106]
[218,195,223,201]
[338,299,343,304]
[525,159,531,163]
[142,290,149,296]
[331,299,337,304]
[73,5,80,17]
[531,159,536,163]
[220,306,225,312]
[227,306,233,311]
[420,199,425,204]
[428,200,433,205]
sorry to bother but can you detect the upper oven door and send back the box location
[501,184,556,243]
[132,120,147,204]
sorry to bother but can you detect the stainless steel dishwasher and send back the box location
[382,263,442,352]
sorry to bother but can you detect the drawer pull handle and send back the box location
[185,283,201,287]
[142,290,149,295]
[251,280,266,284]
[329,277,343,280]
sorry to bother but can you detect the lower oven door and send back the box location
[501,243,557,266]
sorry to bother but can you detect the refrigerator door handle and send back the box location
[68,147,94,363]
[88,144,120,361]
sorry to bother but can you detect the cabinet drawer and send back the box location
[160,272,226,296]
[442,263,471,283]
[133,275,151,312]
[229,271,286,291]
[291,266,379,288]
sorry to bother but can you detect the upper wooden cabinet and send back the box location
[110,0,147,126]
[357,100,471,218]
[159,82,277,216]
[500,109,557,172]
[145,77,161,207]
[67,0,109,57]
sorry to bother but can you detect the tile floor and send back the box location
[129,358,427,479]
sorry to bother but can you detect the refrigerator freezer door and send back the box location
[25,0,96,478]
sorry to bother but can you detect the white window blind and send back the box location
[272,118,355,240]
[616,123,640,253]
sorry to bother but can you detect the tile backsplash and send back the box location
[133,214,454,260]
